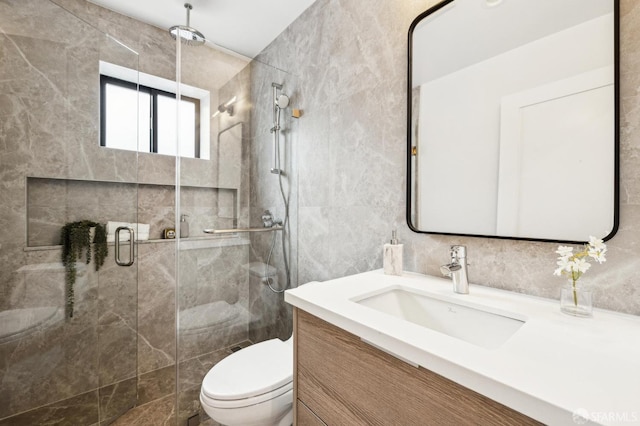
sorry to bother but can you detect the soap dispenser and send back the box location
[383,230,403,276]
[180,214,189,238]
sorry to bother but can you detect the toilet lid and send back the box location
[202,338,293,401]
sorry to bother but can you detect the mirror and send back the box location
[407,0,619,243]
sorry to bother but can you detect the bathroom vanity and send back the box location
[285,271,640,425]
[293,309,538,425]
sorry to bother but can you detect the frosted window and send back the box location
[103,84,150,152]
[157,95,197,158]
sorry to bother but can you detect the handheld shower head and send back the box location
[276,94,290,109]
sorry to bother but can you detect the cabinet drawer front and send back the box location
[295,309,540,426]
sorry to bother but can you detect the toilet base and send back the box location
[200,389,292,426]
[276,408,292,426]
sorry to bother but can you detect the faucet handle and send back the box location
[440,263,461,277]
[450,245,466,260]
[443,246,470,295]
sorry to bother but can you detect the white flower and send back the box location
[554,256,571,274]
[553,239,606,285]
[588,236,606,251]
[588,246,607,264]
[556,246,573,258]
[587,236,607,264]
[571,258,591,274]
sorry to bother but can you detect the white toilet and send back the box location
[200,337,293,426]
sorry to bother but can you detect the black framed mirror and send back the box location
[407,0,619,244]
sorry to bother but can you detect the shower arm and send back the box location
[185,3,192,27]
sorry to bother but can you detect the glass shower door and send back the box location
[174,48,299,422]
[0,1,140,423]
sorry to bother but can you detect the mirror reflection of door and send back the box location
[408,0,617,243]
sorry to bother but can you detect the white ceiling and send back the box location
[88,0,317,59]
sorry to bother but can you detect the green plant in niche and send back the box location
[60,220,108,318]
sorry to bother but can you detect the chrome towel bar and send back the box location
[203,226,283,235]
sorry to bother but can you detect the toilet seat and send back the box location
[201,338,293,409]
[201,381,292,409]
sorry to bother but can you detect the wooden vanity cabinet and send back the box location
[293,308,541,425]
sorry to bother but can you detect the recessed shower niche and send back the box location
[26,177,238,246]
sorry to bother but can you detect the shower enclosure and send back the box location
[0,1,297,424]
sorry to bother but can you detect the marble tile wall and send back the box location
[217,65,252,231]
[244,61,300,343]
[0,390,99,426]
[177,244,250,363]
[0,247,100,420]
[179,187,237,239]
[256,0,640,316]
[0,0,252,424]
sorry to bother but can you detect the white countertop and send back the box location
[284,270,640,426]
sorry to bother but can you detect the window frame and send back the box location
[98,61,210,160]
[100,75,201,158]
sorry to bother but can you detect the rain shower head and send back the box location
[169,3,205,46]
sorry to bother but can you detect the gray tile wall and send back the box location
[256,0,640,316]
[245,61,300,342]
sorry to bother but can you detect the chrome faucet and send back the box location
[440,245,469,294]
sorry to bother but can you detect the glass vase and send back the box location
[560,285,593,318]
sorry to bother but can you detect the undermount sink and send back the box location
[353,286,525,350]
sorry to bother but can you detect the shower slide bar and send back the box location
[203,226,283,235]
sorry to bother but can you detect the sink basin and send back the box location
[353,286,525,350]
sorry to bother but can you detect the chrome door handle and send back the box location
[115,226,135,266]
